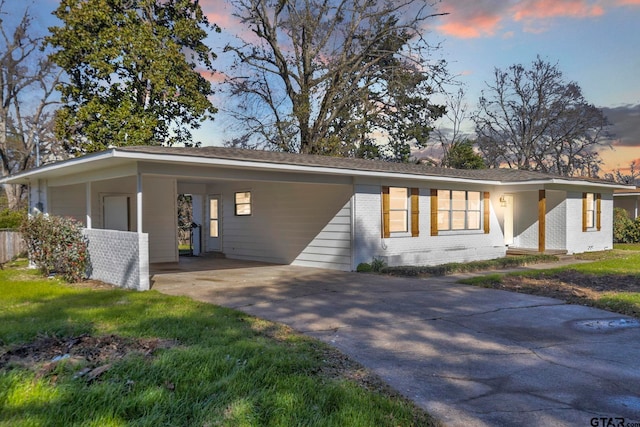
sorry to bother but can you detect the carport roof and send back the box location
[1,145,633,189]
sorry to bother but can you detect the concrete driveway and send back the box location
[151,257,640,426]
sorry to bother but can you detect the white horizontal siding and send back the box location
[49,184,86,224]
[293,203,351,271]
[207,181,352,270]
[143,176,178,263]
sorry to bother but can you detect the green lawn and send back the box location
[0,261,434,427]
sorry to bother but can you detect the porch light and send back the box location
[500,195,507,207]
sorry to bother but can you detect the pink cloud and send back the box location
[436,1,507,38]
[199,0,242,29]
[196,69,228,84]
[512,0,605,21]
[435,0,624,39]
[438,14,502,38]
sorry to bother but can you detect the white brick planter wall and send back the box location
[84,229,149,290]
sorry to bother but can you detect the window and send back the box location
[582,192,601,231]
[381,187,419,238]
[235,191,251,216]
[389,187,408,233]
[209,198,219,237]
[431,190,490,235]
[437,190,482,231]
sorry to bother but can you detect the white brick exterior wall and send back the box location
[565,191,613,253]
[545,190,567,250]
[512,191,539,249]
[354,184,506,267]
[84,229,149,290]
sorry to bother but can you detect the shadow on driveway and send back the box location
[152,258,640,427]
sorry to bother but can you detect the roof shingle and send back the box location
[117,145,614,185]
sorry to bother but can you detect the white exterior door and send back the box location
[503,194,514,246]
[207,195,221,252]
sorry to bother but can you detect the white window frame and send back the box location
[437,190,482,232]
[234,191,252,216]
[388,187,409,234]
[584,192,595,229]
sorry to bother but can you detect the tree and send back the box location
[47,0,219,152]
[441,140,485,169]
[474,56,611,177]
[433,87,473,165]
[603,161,640,185]
[0,1,64,209]
[224,0,447,158]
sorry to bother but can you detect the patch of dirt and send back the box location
[485,270,640,314]
[0,334,177,380]
[68,279,118,290]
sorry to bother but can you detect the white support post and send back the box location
[85,181,92,229]
[137,173,143,233]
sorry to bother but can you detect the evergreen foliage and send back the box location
[21,215,89,282]
[47,0,219,151]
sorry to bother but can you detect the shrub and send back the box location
[613,208,640,243]
[0,208,26,229]
[357,258,387,273]
[356,262,372,272]
[20,214,90,282]
[370,257,386,272]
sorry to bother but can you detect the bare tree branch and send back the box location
[225,0,448,157]
[0,1,64,209]
[474,56,611,177]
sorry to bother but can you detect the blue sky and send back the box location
[426,0,640,173]
[12,0,640,173]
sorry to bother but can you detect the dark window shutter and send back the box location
[483,192,490,234]
[411,188,419,237]
[430,189,438,236]
[382,186,390,238]
[596,193,602,231]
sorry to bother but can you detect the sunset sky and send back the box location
[18,0,640,174]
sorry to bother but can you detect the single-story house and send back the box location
[614,187,640,219]
[1,146,632,290]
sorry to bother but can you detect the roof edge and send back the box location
[0,149,117,185]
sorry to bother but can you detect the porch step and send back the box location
[506,248,568,256]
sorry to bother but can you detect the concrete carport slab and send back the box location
[151,257,640,427]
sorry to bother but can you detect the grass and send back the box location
[0,261,435,427]
[460,244,640,318]
[612,243,640,251]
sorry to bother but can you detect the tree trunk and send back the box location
[3,183,25,210]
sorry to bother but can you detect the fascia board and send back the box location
[2,148,633,190]
[0,150,118,184]
[546,179,634,190]
[113,151,503,185]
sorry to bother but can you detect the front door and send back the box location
[503,194,514,246]
[208,195,221,252]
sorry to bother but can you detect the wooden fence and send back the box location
[0,230,26,264]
